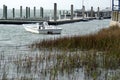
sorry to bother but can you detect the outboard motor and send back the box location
[36,23,39,29]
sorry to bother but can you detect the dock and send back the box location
[0,3,111,25]
[0,19,44,24]
[48,18,93,25]
[0,17,99,25]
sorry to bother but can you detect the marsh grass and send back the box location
[0,49,120,80]
[1,24,120,80]
[28,24,120,79]
[30,24,120,52]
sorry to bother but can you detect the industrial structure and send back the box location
[112,0,120,21]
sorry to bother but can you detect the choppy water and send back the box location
[0,19,110,80]
[0,19,110,55]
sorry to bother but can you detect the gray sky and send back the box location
[0,0,111,10]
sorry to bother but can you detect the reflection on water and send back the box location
[0,19,110,80]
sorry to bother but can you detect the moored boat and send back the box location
[23,21,62,34]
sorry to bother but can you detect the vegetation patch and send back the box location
[27,24,120,79]
[30,24,120,52]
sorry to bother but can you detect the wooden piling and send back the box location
[63,10,65,15]
[97,7,100,18]
[59,10,61,19]
[3,5,5,19]
[12,8,15,19]
[26,7,28,19]
[90,6,93,18]
[28,7,30,18]
[59,10,61,16]
[5,5,7,19]
[34,6,36,18]
[3,5,7,19]
[82,6,85,18]
[66,11,69,15]
[40,7,44,18]
[20,6,22,18]
[71,4,73,20]
[54,3,57,21]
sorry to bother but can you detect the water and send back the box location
[0,19,110,48]
[0,19,110,79]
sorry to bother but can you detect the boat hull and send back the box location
[24,26,62,34]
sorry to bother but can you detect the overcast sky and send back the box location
[0,0,111,10]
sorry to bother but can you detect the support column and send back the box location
[34,6,36,18]
[113,11,115,21]
[71,4,73,20]
[54,3,57,21]
[116,11,119,21]
[115,11,117,21]
[118,12,120,22]
[20,6,22,18]
[40,7,44,18]
[112,0,114,11]
[12,8,15,19]
[119,0,120,11]
[112,11,114,21]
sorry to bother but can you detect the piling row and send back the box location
[1,4,104,20]
[0,3,111,24]
[112,11,119,21]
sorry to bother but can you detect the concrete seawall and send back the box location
[109,20,120,27]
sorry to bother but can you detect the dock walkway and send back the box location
[0,17,98,25]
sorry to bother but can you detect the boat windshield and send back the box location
[43,22,49,26]
[38,22,43,25]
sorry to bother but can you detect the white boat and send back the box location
[23,22,62,34]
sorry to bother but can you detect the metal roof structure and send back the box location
[112,0,120,11]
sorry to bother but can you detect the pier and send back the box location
[0,3,111,25]
[110,0,120,26]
